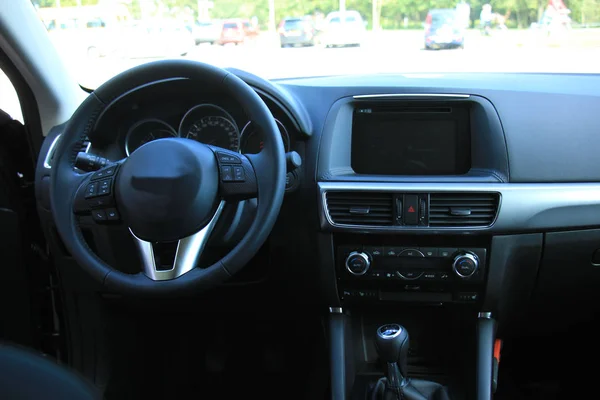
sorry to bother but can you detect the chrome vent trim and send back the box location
[326,191,393,226]
[319,182,600,234]
[429,193,499,227]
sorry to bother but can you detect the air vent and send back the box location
[429,193,499,227]
[326,192,393,226]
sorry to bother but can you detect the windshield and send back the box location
[32,0,598,89]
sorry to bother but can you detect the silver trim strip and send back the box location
[478,312,492,319]
[131,200,225,281]
[319,182,600,233]
[44,134,91,169]
[43,134,62,169]
[329,307,343,314]
[353,93,470,99]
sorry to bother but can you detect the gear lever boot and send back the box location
[371,324,451,400]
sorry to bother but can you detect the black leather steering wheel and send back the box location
[50,60,286,295]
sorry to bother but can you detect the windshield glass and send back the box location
[31,0,598,89]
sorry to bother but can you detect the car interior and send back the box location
[1,1,600,400]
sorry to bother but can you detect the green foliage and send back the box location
[34,0,598,28]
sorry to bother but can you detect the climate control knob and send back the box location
[452,252,479,279]
[345,251,371,276]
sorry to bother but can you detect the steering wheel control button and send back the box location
[217,152,241,164]
[221,166,233,181]
[91,165,117,181]
[87,196,113,208]
[452,252,480,279]
[106,208,119,221]
[233,166,245,182]
[403,194,419,225]
[97,179,112,196]
[398,249,424,258]
[345,251,371,276]
[85,182,98,198]
[92,209,107,222]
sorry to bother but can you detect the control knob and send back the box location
[345,251,371,276]
[452,252,479,278]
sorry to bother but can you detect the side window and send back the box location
[0,69,24,123]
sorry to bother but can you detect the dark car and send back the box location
[278,17,319,47]
[424,8,465,50]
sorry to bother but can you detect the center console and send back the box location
[317,93,509,400]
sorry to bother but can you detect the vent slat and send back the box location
[326,192,394,226]
[429,193,499,227]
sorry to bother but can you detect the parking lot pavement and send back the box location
[57,29,600,89]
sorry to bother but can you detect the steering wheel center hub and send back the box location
[116,138,219,242]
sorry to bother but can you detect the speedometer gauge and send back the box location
[186,116,240,151]
[125,119,176,156]
[178,104,241,152]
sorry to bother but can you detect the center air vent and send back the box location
[429,193,499,227]
[326,192,393,226]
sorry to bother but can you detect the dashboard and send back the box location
[36,69,600,339]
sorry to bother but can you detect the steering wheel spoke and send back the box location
[131,200,225,281]
[213,147,258,200]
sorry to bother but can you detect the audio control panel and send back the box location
[336,243,488,304]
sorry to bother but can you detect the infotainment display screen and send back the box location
[351,105,471,175]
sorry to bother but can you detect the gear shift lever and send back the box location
[375,324,410,388]
[372,324,451,400]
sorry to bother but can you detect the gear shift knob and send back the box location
[375,324,410,379]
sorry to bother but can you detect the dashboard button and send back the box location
[384,246,402,257]
[439,248,458,258]
[422,272,437,280]
[403,195,419,225]
[396,270,423,280]
[364,246,383,258]
[422,248,438,257]
[217,152,242,164]
[398,249,424,257]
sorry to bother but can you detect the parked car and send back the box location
[320,10,366,47]
[241,18,260,40]
[190,19,222,45]
[217,19,251,45]
[424,9,465,50]
[278,16,319,47]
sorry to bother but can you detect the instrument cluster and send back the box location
[125,103,290,156]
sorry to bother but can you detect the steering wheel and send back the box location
[50,60,286,295]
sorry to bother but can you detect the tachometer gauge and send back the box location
[125,119,176,156]
[186,116,240,151]
[240,119,290,154]
[178,104,240,152]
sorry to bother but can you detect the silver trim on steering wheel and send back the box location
[130,200,226,281]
